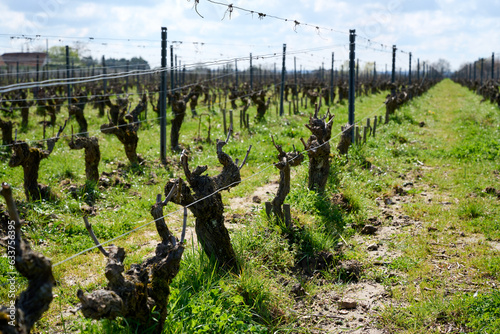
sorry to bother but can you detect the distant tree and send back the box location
[130,57,150,69]
[432,58,451,76]
[48,46,80,65]
[363,62,375,75]
[102,57,150,70]
[81,56,98,66]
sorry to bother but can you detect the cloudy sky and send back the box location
[1,0,499,73]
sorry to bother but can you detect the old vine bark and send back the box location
[301,105,334,192]
[68,135,101,183]
[0,117,13,151]
[100,94,147,165]
[77,185,185,334]
[170,89,198,152]
[68,105,88,136]
[9,121,67,201]
[270,136,304,225]
[0,183,55,334]
[165,127,251,271]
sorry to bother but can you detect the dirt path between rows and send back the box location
[288,174,499,332]
[287,179,425,333]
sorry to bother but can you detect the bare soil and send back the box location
[288,178,429,333]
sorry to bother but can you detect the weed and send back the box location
[2,79,499,333]
[462,290,500,333]
[458,200,484,219]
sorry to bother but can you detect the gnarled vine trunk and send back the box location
[101,95,146,165]
[77,188,185,334]
[251,90,270,121]
[170,90,195,152]
[301,105,334,193]
[0,117,13,151]
[68,105,88,136]
[0,183,55,334]
[9,121,66,201]
[68,136,101,183]
[270,136,304,224]
[14,91,32,128]
[165,128,251,271]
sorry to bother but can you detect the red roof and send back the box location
[0,52,47,67]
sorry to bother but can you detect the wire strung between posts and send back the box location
[52,96,390,268]
[0,114,162,150]
[2,32,289,50]
[357,42,392,54]
[52,159,275,268]
[2,11,411,56]
[0,68,159,94]
[0,63,158,78]
[0,45,329,93]
[1,33,159,43]
[0,80,288,150]
[0,67,239,105]
[0,74,289,150]
[52,209,181,267]
[190,0,348,36]
[196,0,413,56]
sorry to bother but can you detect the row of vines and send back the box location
[0,34,445,332]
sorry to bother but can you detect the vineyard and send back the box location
[1,2,500,333]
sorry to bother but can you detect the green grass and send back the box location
[1,79,500,333]
[462,290,500,333]
[349,80,500,332]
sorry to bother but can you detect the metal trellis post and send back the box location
[330,52,334,106]
[417,58,420,82]
[480,58,484,85]
[250,53,253,91]
[491,53,494,80]
[348,30,356,143]
[66,46,71,106]
[235,59,238,88]
[391,45,397,95]
[409,52,412,86]
[102,55,107,94]
[160,27,167,164]
[279,43,286,116]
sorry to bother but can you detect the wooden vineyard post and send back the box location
[229,109,234,135]
[223,107,227,136]
[363,118,371,143]
[265,201,272,218]
[337,124,352,155]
